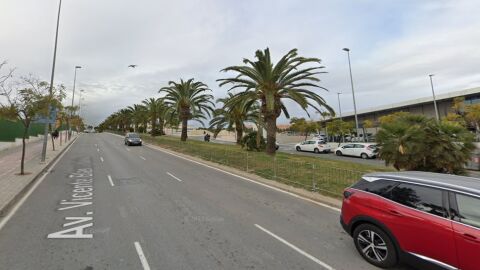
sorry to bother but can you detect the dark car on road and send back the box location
[341,171,480,270]
[124,132,142,146]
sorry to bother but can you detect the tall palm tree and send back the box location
[127,104,147,132]
[143,98,160,135]
[209,93,258,144]
[218,48,334,154]
[159,78,214,141]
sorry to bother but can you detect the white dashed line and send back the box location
[125,147,130,152]
[134,242,152,270]
[139,156,146,161]
[166,172,182,182]
[100,157,104,163]
[96,148,99,152]
[107,175,115,187]
[255,224,335,270]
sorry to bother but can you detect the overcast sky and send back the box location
[1,0,479,125]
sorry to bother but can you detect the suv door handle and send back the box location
[463,233,480,243]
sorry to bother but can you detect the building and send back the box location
[333,87,480,134]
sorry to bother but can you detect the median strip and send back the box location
[254,224,335,270]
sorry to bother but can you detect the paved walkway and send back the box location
[0,134,76,216]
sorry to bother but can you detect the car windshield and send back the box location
[128,134,139,138]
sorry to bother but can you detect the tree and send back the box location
[127,104,147,132]
[142,98,169,136]
[0,70,63,174]
[378,111,410,125]
[218,48,333,154]
[376,114,474,174]
[159,78,214,141]
[209,93,258,144]
[327,119,354,145]
[289,117,318,140]
[465,104,480,134]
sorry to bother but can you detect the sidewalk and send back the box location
[0,134,77,216]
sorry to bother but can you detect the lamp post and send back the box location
[336,92,342,120]
[429,74,440,121]
[78,89,84,118]
[40,0,63,163]
[343,48,362,141]
[68,65,81,139]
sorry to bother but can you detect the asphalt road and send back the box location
[191,136,386,167]
[0,133,412,270]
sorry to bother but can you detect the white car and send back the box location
[295,140,332,154]
[334,143,377,159]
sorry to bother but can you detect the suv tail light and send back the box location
[343,190,354,199]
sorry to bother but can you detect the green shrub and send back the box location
[240,131,265,151]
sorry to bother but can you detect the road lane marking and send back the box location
[166,172,182,182]
[144,143,340,212]
[100,157,104,162]
[107,175,115,186]
[125,147,131,152]
[139,156,146,161]
[134,242,152,270]
[96,148,99,152]
[0,138,77,231]
[255,224,335,270]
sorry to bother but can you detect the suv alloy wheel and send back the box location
[353,224,398,268]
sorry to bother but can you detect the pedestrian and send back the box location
[52,129,59,140]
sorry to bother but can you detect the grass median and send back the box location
[140,134,389,198]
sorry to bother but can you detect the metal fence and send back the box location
[137,135,367,198]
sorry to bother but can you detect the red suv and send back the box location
[341,171,480,270]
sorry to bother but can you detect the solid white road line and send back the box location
[255,224,335,270]
[166,172,182,182]
[107,175,115,187]
[139,156,146,161]
[145,144,340,212]
[0,138,77,231]
[100,157,104,163]
[134,241,152,270]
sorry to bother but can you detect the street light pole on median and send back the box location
[68,65,81,140]
[429,74,440,121]
[336,92,342,120]
[343,48,362,141]
[41,0,63,163]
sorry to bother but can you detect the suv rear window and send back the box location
[455,194,480,228]
[351,179,397,198]
[390,183,447,217]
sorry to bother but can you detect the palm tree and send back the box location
[209,93,258,144]
[159,78,214,141]
[218,48,333,154]
[127,104,147,132]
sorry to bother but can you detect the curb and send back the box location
[107,132,342,210]
[0,136,78,217]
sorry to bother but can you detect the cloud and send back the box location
[1,0,479,125]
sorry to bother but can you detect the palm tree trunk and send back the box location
[235,126,243,145]
[158,118,165,135]
[264,114,277,155]
[181,117,188,141]
[21,124,28,175]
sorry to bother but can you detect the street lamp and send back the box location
[68,65,82,139]
[336,92,342,120]
[429,74,440,121]
[78,89,84,118]
[343,48,361,141]
[41,0,63,162]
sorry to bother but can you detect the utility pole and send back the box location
[41,0,62,163]
[336,92,342,120]
[429,74,440,121]
[343,48,362,141]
